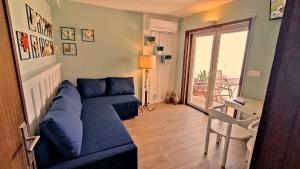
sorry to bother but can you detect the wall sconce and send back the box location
[206,20,218,26]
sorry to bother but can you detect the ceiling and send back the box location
[66,0,233,17]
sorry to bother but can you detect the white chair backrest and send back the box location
[248,119,260,135]
[208,105,260,126]
[208,107,238,124]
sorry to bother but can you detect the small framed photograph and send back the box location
[39,38,46,57]
[61,27,76,41]
[25,4,36,32]
[270,0,286,20]
[16,31,31,60]
[81,29,95,42]
[49,41,55,55]
[42,19,49,36]
[30,35,40,58]
[36,13,43,34]
[62,43,77,56]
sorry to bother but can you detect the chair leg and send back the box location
[247,149,254,169]
[216,134,222,143]
[221,124,232,168]
[204,117,212,155]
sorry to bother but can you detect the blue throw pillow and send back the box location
[107,77,135,96]
[54,86,82,117]
[39,109,83,159]
[77,78,107,98]
[59,80,74,91]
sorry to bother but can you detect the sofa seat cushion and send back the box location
[80,104,133,156]
[82,95,139,119]
[44,144,137,169]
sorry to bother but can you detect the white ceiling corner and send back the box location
[65,0,234,17]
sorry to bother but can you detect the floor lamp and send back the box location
[139,55,156,111]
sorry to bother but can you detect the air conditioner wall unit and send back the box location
[149,19,178,33]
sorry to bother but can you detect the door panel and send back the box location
[186,23,250,113]
[187,33,215,111]
[212,30,249,105]
[0,0,27,168]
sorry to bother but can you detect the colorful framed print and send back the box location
[16,31,31,60]
[61,27,76,41]
[36,13,43,34]
[30,35,40,58]
[45,22,53,38]
[25,4,36,32]
[39,38,46,57]
[49,41,55,55]
[270,0,286,20]
[62,43,77,56]
[81,29,95,42]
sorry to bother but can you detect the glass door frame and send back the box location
[186,30,218,112]
[183,19,253,113]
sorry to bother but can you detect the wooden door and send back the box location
[250,0,300,168]
[0,0,28,168]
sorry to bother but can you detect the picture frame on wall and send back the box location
[61,27,76,41]
[62,43,77,56]
[25,4,36,32]
[49,41,55,55]
[39,38,46,57]
[30,35,40,58]
[270,0,287,20]
[16,31,31,60]
[36,13,43,34]
[81,29,95,42]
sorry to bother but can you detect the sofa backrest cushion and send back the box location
[39,107,83,159]
[55,85,82,118]
[77,78,107,98]
[107,77,135,96]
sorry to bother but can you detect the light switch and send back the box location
[248,70,262,78]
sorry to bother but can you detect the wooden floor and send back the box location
[123,104,248,169]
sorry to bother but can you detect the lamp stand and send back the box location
[140,69,156,112]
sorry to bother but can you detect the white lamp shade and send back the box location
[139,55,156,69]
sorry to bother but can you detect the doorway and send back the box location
[182,20,252,112]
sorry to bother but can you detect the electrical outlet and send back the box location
[248,70,262,78]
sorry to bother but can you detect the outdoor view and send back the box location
[191,31,248,110]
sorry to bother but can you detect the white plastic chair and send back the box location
[246,119,260,169]
[204,105,259,168]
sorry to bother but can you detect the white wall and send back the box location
[7,0,57,81]
[143,14,179,104]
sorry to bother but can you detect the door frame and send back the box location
[180,18,254,113]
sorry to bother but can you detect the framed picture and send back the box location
[25,4,36,32]
[42,19,49,36]
[36,13,43,34]
[39,38,46,57]
[16,31,31,60]
[270,0,287,20]
[81,29,95,42]
[61,27,76,41]
[30,35,40,58]
[62,43,77,56]
[49,41,55,55]
[45,22,53,38]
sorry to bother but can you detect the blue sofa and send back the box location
[35,77,139,169]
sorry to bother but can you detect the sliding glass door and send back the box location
[187,23,250,112]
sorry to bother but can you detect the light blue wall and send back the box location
[50,1,143,99]
[8,0,57,81]
[176,0,282,101]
